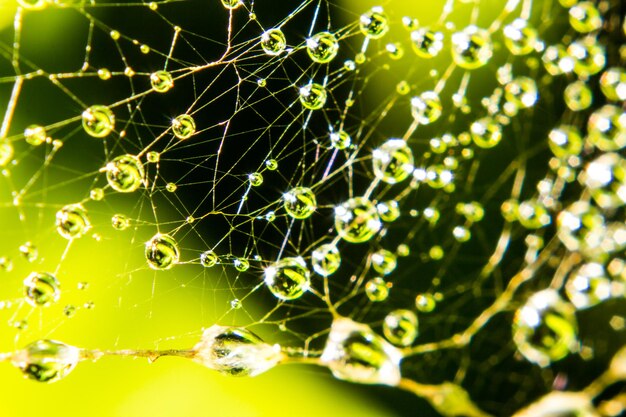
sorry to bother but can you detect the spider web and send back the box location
[0,0,625,416]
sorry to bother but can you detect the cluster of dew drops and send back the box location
[0,0,625,414]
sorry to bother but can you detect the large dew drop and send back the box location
[283,186,316,219]
[260,28,287,55]
[334,197,382,243]
[145,233,180,270]
[55,204,91,240]
[263,257,310,300]
[172,114,196,140]
[306,32,339,64]
[311,243,341,277]
[321,317,402,386]
[299,83,327,110]
[372,139,414,184]
[24,272,60,307]
[105,154,145,193]
[451,26,492,70]
[581,152,626,209]
[193,325,281,377]
[512,290,578,367]
[359,7,389,39]
[11,339,80,383]
[82,105,115,138]
[410,29,443,58]
[383,309,418,347]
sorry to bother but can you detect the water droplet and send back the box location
[110,30,120,40]
[599,67,626,101]
[19,242,38,262]
[504,77,538,109]
[89,188,104,201]
[568,37,605,77]
[56,204,91,240]
[200,250,218,267]
[410,29,443,58]
[334,197,381,243]
[150,70,174,93]
[172,114,196,140]
[383,309,418,346]
[82,105,115,138]
[470,117,502,148]
[234,257,249,272]
[24,272,60,307]
[581,153,626,209]
[146,152,160,163]
[0,141,13,166]
[376,200,400,222]
[370,249,397,275]
[359,7,389,39]
[265,159,278,170]
[564,80,592,111]
[415,293,436,312]
[299,83,327,110]
[260,28,287,55]
[0,256,13,272]
[411,91,442,124]
[557,201,605,255]
[24,125,46,146]
[145,233,180,270]
[569,2,602,33]
[283,187,316,219]
[105,154,145,193]
[542,44,573,75]
[221,0,242,9]
[548,125,583,158]
[63,304,76,317]
[365,277,389,302]
[321,317,402,385]
[372,139,414,184]
[166,182,177,192]
[111,214,131,230]
[311,244,341,277]
[565,263,611,309]
[503,19,537,55]
[306,32,339,64]
[97,68,112,80]
[248,172,263,186]
[513,289,578,367]
[587,105,625,151]
[17,0,48,10]
[330,130,351,150]
[517,200,551,229]
[193,325,281,376]
[12,339,80,383]
[264,257,310,300]
[451,26,492,69]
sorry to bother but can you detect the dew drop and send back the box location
[200,250,218,267]
[150,70,174,93]
[470,117,502,149]
[451,26,493,69]
[330,130,351,150]
[82,105,115,138]
[264,257,310,300]
[359,7,389,39]
[12,339,80,383]
[24,125,46,146]
[599,67,626,101]
[334,197,381,243]
[306,32,339,64]
[321,317,402,385]
[586,105,625,151]
[415,293,436,312]
[283,187,316,219]
[311,243,341,277]
[410,29,443,58]
[564,80,592,111]
[565,263,611,309]
[299,83,327,110]
[234,257,249,272]
[24,272,60,307]
[56,204,91,240]
[581,153,626,209]
[220,0,242,9]
[411,91,442,124]
[372,139,414,184]
[260,28,287,55]
[370,249,397,275]
[383,309,418,346]
[248,172,263,186]
[503,19,537,55]
[172,114,196,140]
[365,277,389,302]
[193,325,280,377]
[111,214,131,230]
[512,289,578,367]
[0,141,14,166]
[145,233,180,270]
[105,154,145,193]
